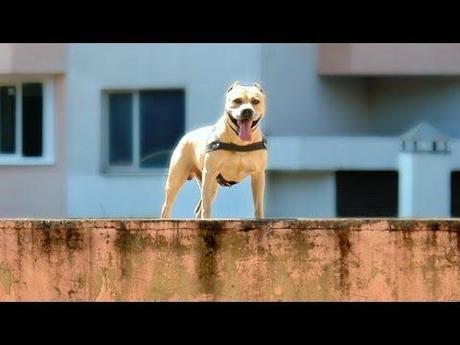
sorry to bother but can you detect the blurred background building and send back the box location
[1,43,460,218]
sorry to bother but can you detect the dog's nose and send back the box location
[240,108,254,119]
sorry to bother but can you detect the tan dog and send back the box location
[160,81,268,219]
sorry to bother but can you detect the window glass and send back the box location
[22,83,43,157]
[109,93,133,165]
[139,90,185,168]
[0,86,16,154]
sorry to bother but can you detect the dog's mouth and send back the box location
[227,111,261,142]
[237,119,253,142]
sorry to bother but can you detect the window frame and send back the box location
[101,88,185,175]
[0,76,54,166]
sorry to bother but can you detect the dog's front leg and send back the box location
[201,160,218,219]
[251,170,266,219]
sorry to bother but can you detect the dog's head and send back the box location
[225,81,266,142]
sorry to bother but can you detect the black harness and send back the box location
[206,138,268,153]
[205,118,268,187]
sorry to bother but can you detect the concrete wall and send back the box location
[261,44,369,136]
[399,153,452,217]
[266,172,335,217]
[2,219,460,301]
[268,136,401,170]
[368,77,460,138]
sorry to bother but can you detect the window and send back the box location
[0,86,16,154]
[451,172,460,217]
[336,171,398,217]
[0,79,53,165]
[103,89,185,173]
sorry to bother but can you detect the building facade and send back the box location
[2,43,460,218]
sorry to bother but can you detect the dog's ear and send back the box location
[253,82,264,94]
[227,81,241,93]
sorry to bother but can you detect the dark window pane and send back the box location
[0,86,16,153]
[140,90,185,168]
[451,172,460,217]
[22,83,43,157]
[336,171,398,217]
[109,93,133,165]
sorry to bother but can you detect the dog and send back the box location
[160,81,267,219]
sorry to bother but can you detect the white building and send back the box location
[2,43,460,218]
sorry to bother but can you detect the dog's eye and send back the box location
[251,99,260,105]
[233,98,243,104]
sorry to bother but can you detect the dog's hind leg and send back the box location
[160,170,188,218]
[160,149,190,218]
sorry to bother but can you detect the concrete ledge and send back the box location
[1,218,460,301]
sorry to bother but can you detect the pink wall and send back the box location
[1,219,460,301]
[0,44,66,74]
[319,43,460,75]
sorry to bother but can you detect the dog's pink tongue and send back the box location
[238,120,252,142]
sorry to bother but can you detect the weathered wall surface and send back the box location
[1,219,460,301]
